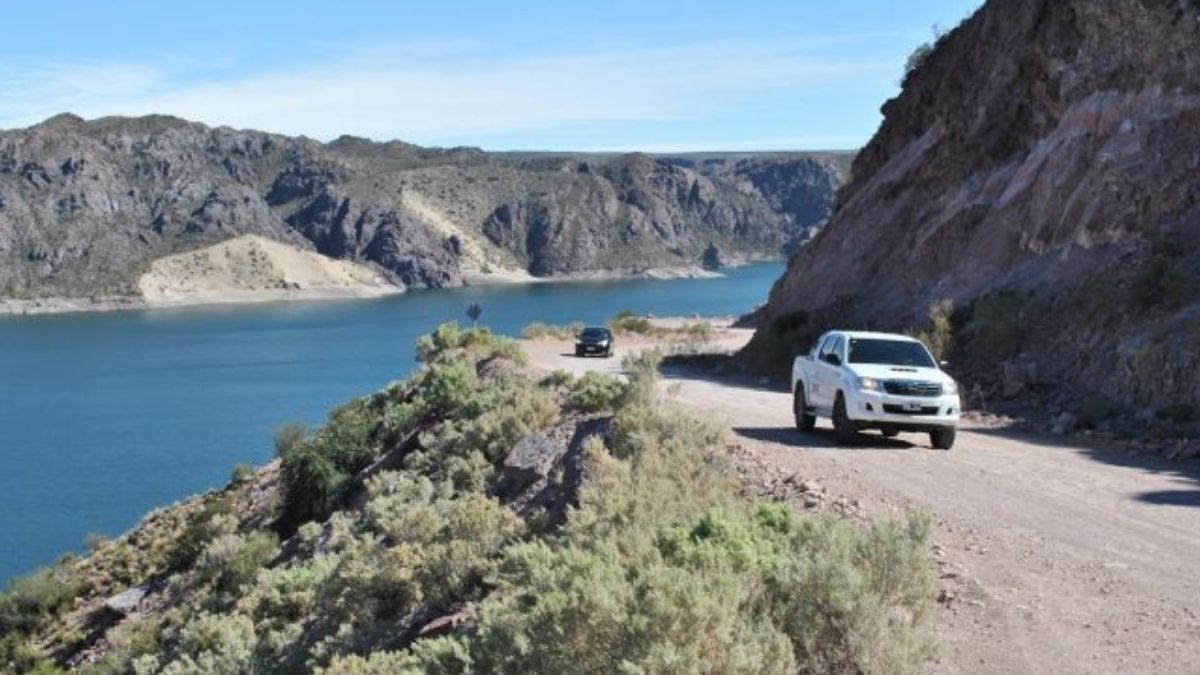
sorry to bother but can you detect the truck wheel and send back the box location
[575,347,584,357]
[832,393,857,445]
[793,386,816,432]
[930,427,956,450]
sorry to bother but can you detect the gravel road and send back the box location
[523,323,1200,674]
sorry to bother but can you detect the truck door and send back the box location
[815,335,846,411]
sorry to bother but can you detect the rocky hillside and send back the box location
[744,0,1200,412]
[0,114,848,301]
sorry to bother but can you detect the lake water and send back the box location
[0,263,781,583]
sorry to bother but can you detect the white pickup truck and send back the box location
[791,330,962,449]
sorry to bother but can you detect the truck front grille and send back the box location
[883,380,942,397]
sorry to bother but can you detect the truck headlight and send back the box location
[944,379,958,395]
[857,377,883,392]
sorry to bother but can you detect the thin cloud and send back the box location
[0,38,890,143]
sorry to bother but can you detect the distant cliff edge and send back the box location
[0,114,851,308]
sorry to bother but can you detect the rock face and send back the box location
[743,0,1200,409]
[0,115,848,300]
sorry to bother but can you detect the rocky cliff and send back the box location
[743,0,1200,412]
[0,114,848,301]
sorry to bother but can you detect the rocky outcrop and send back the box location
[743,0,1200,410]
[0,115,848,301]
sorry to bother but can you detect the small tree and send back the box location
[466,302,483,328]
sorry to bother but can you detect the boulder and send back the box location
[103,585,148,616]
[1051,412,1078,435]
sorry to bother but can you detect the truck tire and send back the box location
[832,393,857,445]
[793,386,816,432]
[930,427,956,450]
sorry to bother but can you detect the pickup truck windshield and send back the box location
[848,339,935,368]
[580,328,609,339]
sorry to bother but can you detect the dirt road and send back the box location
[524,323,1200,674]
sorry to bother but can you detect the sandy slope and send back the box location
[136,235,402,308]
[523,322,1200,675]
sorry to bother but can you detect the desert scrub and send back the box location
[416,323,525,366]
[608,309,654,335]
[966,289,1028,362]
[381,352,936,674]
[566,371,624,413]
[536,369,573,389]
[1130,234,1191,311]
[0,564,86,636]
[195,531,279,595]
[229,463,255,485]
[520,322,582,340]
[912,299,953,361]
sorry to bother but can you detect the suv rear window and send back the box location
[848,339,935,368]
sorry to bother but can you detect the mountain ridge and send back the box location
[0,113,850,306]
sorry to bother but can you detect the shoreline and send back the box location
[0,262,770,318]
[0,286,405,318]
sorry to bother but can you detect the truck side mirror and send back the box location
[939,360,950,369]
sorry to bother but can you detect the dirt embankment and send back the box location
[136,234,401,308]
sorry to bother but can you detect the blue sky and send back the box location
[0,1,981,150]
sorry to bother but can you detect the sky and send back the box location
[0,1,981,151]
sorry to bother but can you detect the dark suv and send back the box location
[575,327,614,358]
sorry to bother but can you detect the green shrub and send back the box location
[417,323,526,366]
[765,513,935,673]
[913,299,953,361]
[421,358,478,415]
[460,385,559,463]
[608,311,654,335]
[902,43,934,82]
[141,612,258,675]
[277,400,381,532]
[1,633,62,674]
[229,463,255,485]
[198,531,279,594]
[969,290,1027,362]
[278,443,346,531]
[1156,404,1197,424]
[313,401,378,475]
[0,565,85,635]
[167,495,237,571]
[536,369,574,389]
[567,372,624,413]
[520,322,581,341]
[617,349,663,411]
[274,423,307,459]
[318,638,471,675]
[1130,253,1189,310]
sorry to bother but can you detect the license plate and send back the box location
[903,401,922,411]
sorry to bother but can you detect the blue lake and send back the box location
[0,263,781,583]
